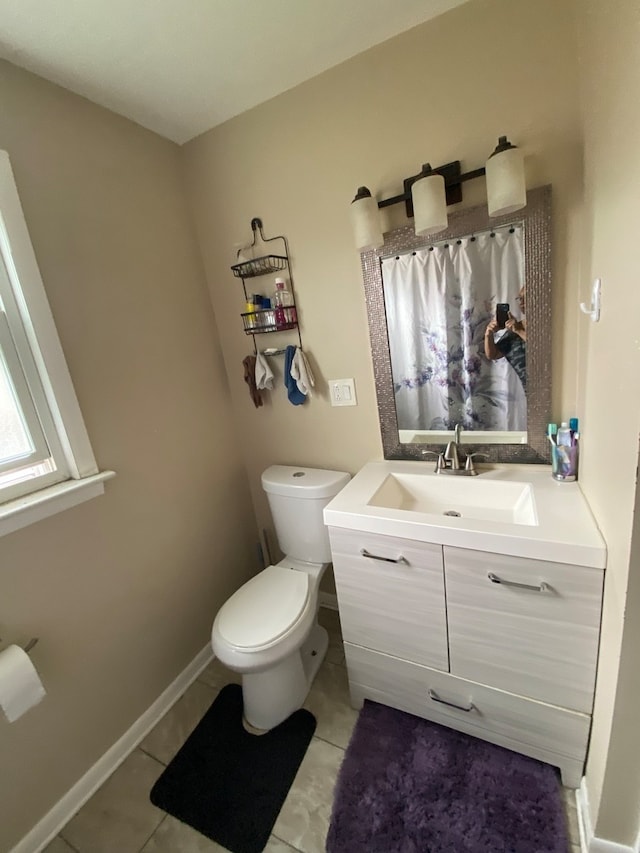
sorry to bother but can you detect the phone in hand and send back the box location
[496,303,510,330]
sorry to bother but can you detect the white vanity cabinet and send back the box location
[328,526,604,788]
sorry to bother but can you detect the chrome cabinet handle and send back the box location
[360,548,407,564]
[488,572,549,592]
[428,688,475,713]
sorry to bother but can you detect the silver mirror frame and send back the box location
[361,184,552,463]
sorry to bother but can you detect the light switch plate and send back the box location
[329,378,357,407]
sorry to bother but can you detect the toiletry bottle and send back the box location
[262,297,274,329]
[252,294,264,329]
[245,298,256,330]
[274,277,296,329]
[557,422,572,447]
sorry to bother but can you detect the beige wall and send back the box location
[0,61,257,850]
[3,0,639,848]
[183,0,583,570]
[576,0,640,843]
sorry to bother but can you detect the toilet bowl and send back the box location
[211,465,350,730]
[212,557,329,729]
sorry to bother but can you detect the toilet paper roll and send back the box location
[0,644,46,722]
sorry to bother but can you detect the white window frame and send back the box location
[0,150,114,536]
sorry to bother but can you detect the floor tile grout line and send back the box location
[312,732,347,753]
[138,745,168,766]
[137,812,168,852]
[271,830,304,852]
[57,833,81,853]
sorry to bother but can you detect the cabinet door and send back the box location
[445,546,604,713]
[328,527,448,671]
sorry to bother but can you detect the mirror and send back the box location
[360,185,551,463]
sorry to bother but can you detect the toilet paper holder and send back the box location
[0,637,39,654]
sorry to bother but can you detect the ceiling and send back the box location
[0,0,469,144]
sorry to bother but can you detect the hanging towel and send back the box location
[242,355,263,408]
[255,351,274,391]
[290,348,315,397]
[284,346,306,405]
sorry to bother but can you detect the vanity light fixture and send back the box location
[411,164,448,237]
[350,186,384,251]
[485,136,527,216]
[350,135,526,249]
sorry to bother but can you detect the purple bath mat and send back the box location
[327,700,569,853]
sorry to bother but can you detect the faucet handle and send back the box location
[464,452,487,475]
[421,449,446,471]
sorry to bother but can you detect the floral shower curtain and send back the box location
[382,226,526,432]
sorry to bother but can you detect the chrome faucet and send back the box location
[444,423,465,470]
[422,423,486,476]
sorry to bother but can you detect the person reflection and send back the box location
[484,287,527,390]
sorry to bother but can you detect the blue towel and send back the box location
[284,346,306,405]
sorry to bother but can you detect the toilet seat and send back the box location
[216,565,310,650]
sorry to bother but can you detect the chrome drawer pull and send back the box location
[488,572,549,592]
[428,688,475,713]
[360,548,407,564]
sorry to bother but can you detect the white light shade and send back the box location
[486,146,526,217]
[412,173,448,236]
[350,193,384,251]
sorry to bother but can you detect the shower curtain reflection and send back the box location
[382,226,526,433]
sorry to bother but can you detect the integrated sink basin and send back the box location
[323,460,607,568]
[368,472,537,526]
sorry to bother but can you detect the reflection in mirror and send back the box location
[361,186,551,463]
[382,223,526,441]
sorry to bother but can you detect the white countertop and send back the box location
[323,461,606,569]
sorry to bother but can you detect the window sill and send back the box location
[0,471,116,538]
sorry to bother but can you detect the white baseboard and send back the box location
[11,644,213,853]
[578,778,636,853]
[319,591,338,610]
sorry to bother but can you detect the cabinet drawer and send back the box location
[328,527,448,671]
[345,642,590,764]
[444,546,604,713]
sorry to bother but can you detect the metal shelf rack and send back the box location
[233,218,302,354]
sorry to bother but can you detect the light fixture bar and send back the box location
[349,136,526,251]
[377,161,487,217]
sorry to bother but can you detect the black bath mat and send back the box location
[150,683,316,853]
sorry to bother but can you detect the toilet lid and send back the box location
[217,565,310,649]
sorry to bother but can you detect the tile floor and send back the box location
[44,607,582,853]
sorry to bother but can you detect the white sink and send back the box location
[368,472,537,526]
[323,461,607,568]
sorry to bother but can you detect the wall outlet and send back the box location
[329,378,357,407]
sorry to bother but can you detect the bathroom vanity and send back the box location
[324,461,606,787]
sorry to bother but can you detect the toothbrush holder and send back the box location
[551,442,579,482]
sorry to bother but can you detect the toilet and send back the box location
[211,464,350,730]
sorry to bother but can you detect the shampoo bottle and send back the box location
[274,277,296,329]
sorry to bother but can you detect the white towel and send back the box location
[290,348,315,396]
[255,351,274,390]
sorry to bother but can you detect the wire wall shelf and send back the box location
[231,254,288,279]
[233,217,303,354]
[241,308,297,335]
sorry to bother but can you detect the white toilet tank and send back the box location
[262,465,350,563]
